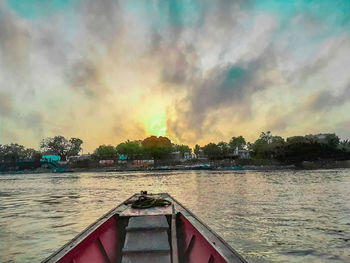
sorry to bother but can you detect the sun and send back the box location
[146,112,167,137]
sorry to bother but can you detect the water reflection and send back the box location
[0,170,350,263]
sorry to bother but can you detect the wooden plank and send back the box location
[123,230,170,252]
[122,252,171,263]
[126,215,169,230]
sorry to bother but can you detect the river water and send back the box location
[0,170,349,263]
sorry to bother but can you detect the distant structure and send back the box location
[132,159,154,168]
[170,151,194,162]
[196,149,208,160]
[233,147,250,159]
[67,154,91,163]
[42,155,61,162]
[99,160,114,166]
[119,155,128,160]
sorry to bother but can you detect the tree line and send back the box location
[197,132,350,162]
[94,136,191,160]
[1,132,350,164]
[0,135,191,163]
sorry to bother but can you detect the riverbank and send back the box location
[2,159,350,175]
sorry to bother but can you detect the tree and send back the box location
[0,144,25,162]
[93,145,117,160]
[269,136,285,159]
[40,136,84,160]
[141,136,173,159]
[40,136,69,159]
[116,141,143,158]
[173,144,191,154]
[229,136,246,150]
[67,138,83,157]
[259,131,273,144]
[324,134,340,148]
[340,140,350,151]
[202,143,221,159]
[22,148,42,161]
[194,144,201,155]
[251,132,284,159]
[217,141,229,157]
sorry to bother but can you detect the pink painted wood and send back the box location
[179,214,227,263]
[56,216,119,263]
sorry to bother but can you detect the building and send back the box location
[42,155,61,162]
[99,160,114,166]
[233,147,250,159]
[132,159,154,167]
[196,149,208,160]
[67,154,91,163]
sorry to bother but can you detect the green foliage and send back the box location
[174,144,191,153]
[251,132,347,162]
[67,138,83,157]
[0,144,25,162]
[40,135,83,160]
[93,145,117,160]
[141,136,173,159]
[340,140,350,151]
[202,143,221,159]
[0,144,42,163]
[217,141,229,157]
[40,136,67,157]
[194,144,201,155]
[251,132,285,159]
[229,136,246,150]
[116,141,143,157]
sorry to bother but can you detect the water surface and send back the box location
[1,170,350,262]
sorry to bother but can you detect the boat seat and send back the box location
[122,215,171,263]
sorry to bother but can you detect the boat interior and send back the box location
[42,193,246,263]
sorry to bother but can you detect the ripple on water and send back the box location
[1,170,350,263]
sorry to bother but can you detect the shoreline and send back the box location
[2,162,350,175]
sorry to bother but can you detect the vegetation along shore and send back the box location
[1,131,350,174]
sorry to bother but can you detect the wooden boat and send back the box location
[42,192,247,263]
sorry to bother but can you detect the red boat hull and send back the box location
[42,193,247,263]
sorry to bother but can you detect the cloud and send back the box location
[23,112,43,132]
[0,11,30,71]
[66,59,108,98]
[0,92,14,116]
[306,83,350,111]
[167,45,278,142]
[1,0,350,150]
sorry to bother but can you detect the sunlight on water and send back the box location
[1,170,350,262]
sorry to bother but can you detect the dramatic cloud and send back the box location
[0,0,350,151]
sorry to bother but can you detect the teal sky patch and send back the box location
[254,0,350,28]
[126,0,205,30]
[7,0,75,19]
[221,67,248,92]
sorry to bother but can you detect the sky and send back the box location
[0,0,349,152]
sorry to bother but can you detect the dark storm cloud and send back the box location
[168,48,278,140]
[160,44,201,86]
[307,84,350,111]
[66,59,108,98]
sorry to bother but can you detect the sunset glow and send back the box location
[0,0,349,152]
